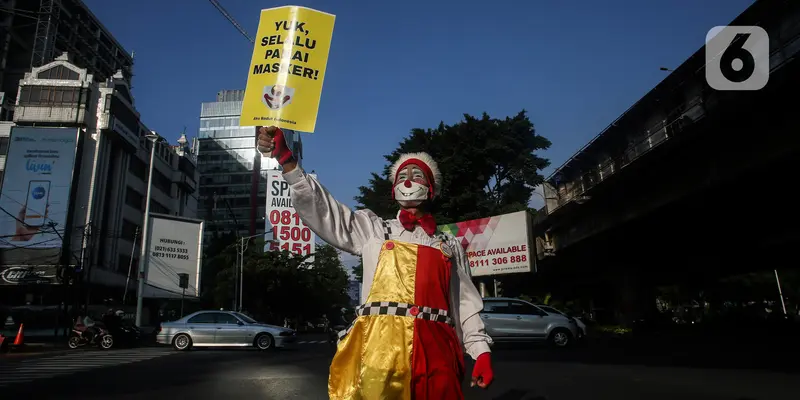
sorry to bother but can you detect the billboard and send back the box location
[439,211,533,277]
[143,214,204,298]
[0,127,80,276]
[264,170,316,263]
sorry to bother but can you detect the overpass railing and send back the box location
[549,96,707,212]
[548,22,800,215]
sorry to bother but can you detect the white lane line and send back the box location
[0,348,177,387]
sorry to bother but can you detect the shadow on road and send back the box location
[490,335,800,373]
[491,389,544,400]
[0,345,337,399]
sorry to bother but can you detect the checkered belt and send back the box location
[337,301,453,341]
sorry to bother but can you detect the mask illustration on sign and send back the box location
[262,85,295,110]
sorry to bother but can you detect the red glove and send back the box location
[471,352,494,389]
[256,126,295,165]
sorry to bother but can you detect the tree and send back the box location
[210,241,351,325]
[200,230,237,307]
[355,111,551,223]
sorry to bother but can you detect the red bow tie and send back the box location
[398,210,437,236]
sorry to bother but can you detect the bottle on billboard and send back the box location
[23,180,50,227]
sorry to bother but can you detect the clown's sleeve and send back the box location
[283,166,379,255]
[449,236,493,360]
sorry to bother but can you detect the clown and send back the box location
[257,126,494,399]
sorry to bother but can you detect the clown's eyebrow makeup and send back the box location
[397,167,425,181]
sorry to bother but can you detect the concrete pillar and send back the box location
[612,273,658,327]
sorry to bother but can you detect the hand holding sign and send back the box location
[257,126,295,165]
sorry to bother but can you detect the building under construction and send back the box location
[0,0,133,120]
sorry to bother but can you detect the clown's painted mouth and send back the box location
[397,188,423,197]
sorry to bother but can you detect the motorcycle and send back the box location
[68,323,114,350]
[328,325,346,346]
[101,313,141,347]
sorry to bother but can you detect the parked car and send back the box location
[480,297,579,348]
[156,310,296,351]
[536,304,588,339]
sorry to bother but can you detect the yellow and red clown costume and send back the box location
[265,127,494,399]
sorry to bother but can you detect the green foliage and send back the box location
[203,241,351,323]
[199,230,237,307]
[354,111,551,224]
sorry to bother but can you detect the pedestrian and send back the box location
[258,126,494,399]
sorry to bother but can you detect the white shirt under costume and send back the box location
[283,166,493,360]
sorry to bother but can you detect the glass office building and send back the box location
[196,89,302,243]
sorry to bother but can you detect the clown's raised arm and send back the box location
[283,165,380,255]
[255,127,382,255]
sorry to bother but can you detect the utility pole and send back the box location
[233,241,239,311]
[774,269,788,315]
[239,236,244,312]
[80,222,92,309]
[178,273,189,318]
[136,134,160,327]
[123,227,140,304]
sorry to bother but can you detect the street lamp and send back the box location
[237,230,272,312]
[135,133,161,328]
[213,192,241,310]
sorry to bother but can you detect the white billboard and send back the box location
[438,210,533,277]
[0,127,80,271]
[264,170,316,263]
[143,214,204,298]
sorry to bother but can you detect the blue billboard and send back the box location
[0,127,80,283]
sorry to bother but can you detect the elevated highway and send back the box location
[528,0,800,314]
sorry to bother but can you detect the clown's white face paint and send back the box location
[394,165,430,208]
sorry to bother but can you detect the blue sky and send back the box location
[84,0,753,211]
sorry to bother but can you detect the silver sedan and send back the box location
[156,310,296,351]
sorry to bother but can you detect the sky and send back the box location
[82,0,755,269]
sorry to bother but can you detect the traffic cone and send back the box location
[0,334,7,353]
[13,323,24,346]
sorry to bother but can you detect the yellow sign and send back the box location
[240,6,336,133]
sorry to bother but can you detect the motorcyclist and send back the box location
[327,308,352,344]
[321,314,330,331]
[81,313,101,342]
[102,309,123,330]
[333,308,351,331]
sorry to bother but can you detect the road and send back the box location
[0,337,797,399]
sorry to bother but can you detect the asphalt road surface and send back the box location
[0,337,797,399]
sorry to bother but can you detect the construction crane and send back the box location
[208,0,255,44]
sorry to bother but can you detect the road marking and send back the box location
[297,340,327,344]
[0,347,177,387]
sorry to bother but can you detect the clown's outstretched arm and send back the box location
[257,126,378,255]
[281,163,378,256]
[450,238,493,360]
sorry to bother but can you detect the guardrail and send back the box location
[548,96,706,213]
[545,25,800,215]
